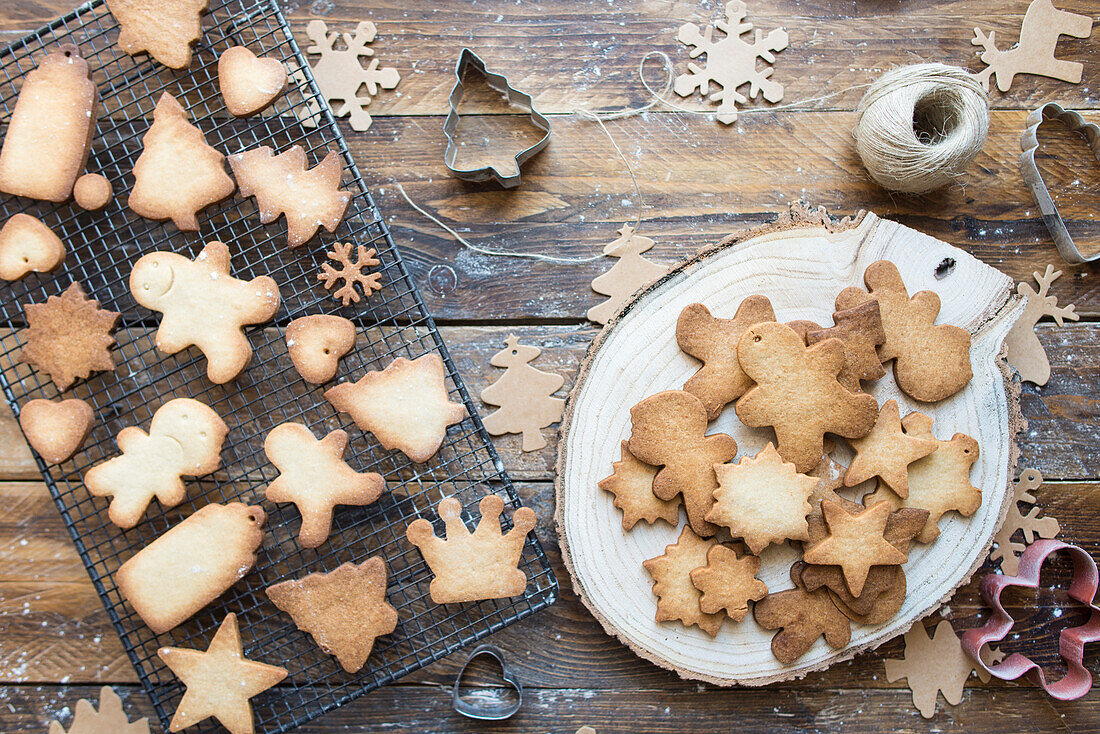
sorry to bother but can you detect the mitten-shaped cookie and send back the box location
[130,241,280,383]
[85,398,227,528]
[837,260,971,402]
[734,322,877,472]
[628,390,737,537]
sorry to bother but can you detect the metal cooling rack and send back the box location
[0,1,557,732]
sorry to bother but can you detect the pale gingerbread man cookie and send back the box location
[325,353,466,463]
[85,398,227,528]
[264,422,386,548]
[130,240,280,383]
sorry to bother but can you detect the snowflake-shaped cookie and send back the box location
[672,1,788,124]
[318,242,382,306]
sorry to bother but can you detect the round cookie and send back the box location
[74,173,113,210]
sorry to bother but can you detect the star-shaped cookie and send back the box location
[598,440,680,530]
[264,422,387,547]
[802,499,908,597]
[844,400,937,498]
[158,613,287,734]
[865,412,982,543]
[21,282,119,390]
[706,443,816,554]
[266,558,398,673]
[325,354,466,463]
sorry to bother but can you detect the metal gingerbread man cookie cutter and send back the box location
[1020,102,1100,264]
[961,539,1100,700]
[443,48,551,188]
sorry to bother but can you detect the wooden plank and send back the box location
[3,680,1099,734]
[363,111,1100,319]
[0,322,1096,481]
[1,0,1097,112]
[3,477,1098,690]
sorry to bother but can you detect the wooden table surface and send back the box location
[2,0,1099,732]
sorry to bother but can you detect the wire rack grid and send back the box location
[0,1,557,732]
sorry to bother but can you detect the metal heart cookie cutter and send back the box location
[452,643,523,720]
[1020,102,1100,264]
[961,539,1100,700]
[443,48,551,188]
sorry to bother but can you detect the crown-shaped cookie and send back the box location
[406,495,536,604]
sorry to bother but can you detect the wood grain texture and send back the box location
[5,682,1097,734]
[0,0,1098,730]
[1,0,1097,113]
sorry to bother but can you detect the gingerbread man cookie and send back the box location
[264,422,386,548]
[85,398,227,529]
[676,296,776,419]
[837,260,972,402]
[628,390,737,537]
[130,241,280,383]
[734,322,878,472]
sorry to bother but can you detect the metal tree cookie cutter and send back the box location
[960,539,1100,700]
[1020,102,1100,264]
[443,48,551,188]
[452,643,523,720]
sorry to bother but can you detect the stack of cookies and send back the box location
[599,259,983,664]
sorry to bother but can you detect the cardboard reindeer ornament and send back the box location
[1004,265,1078,385]
[972,0,1093,91]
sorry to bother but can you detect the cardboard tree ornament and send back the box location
[48,686,149,734]
[972,0,1093,91]
[989,468,1061,574]
[1004,265,1078,385]
[480,334,565,452]
[588,225,668,325]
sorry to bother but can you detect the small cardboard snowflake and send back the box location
[49,686,149,734]
[990,468,1061,575]
[318,242,382,305]
[300,20,400,131]
[672,0,788,124]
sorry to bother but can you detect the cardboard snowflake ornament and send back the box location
[49,686,149,734]
[672,0,789,124]
[300,20,400,132]
[990,468,1061,575]
[1004,265,1078,386]
[884,620,1000,718]
[480,334,565,452]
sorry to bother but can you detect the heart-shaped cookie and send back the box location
[0,213,65,281]
[218,46,287,118]
[1020,103,1100,264]
[452,644,523,720]
[19,397,94,464]
[286,314,355,384]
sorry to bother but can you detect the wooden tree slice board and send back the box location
[556,207,1026,685]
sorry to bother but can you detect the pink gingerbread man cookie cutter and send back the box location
[961,539,1100,700]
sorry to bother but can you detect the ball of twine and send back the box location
[854,63,990,194]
